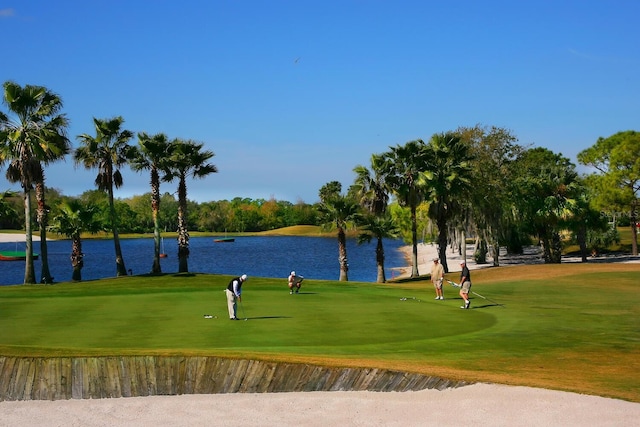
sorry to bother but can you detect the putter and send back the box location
[446,280,504,307]
[446,279,461,288]
[239,300,248,321]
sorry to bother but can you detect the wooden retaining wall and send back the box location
[0,356,468,401]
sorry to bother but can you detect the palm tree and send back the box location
[0,81,70,284]
[317,181,361,281]
[379,140,429,278]
[74,116,137,277]
[353,154,398,282]
[131,132,172,274]
[421,132,474,273]
[50,200,101,281]
[357,214,400,283]
[164,139,217,273]
[353,154,389,215]
[511,148,582,263]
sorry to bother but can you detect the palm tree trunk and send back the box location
[152,211,162,274]
[410,203,419,277]
[437,217,449,274]
[338,227,349,281]
[151,167,162,274]
[540,233,553,263]
[36,182,53,284]
[177,176,189,273]
[23,190,36,284]
[550,232,562,263]
[460,229,467,262]
[492,241,500,267]
[577,225,588,262]
[71,235,83,281]
[108,185,127,276]
[38,224,51,283]
[376,237,386,283]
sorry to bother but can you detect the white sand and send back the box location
[392,241,485,279]
[0,233,41,243]
[1,384,638,426]
[1,234,638,425]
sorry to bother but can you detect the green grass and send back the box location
[1,263,639,402]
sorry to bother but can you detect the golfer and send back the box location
[459,261,471,309]
[226,274,247,320]
[430,258,444,300]
[288,271,304,294]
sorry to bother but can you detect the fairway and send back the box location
[1,263,639,402]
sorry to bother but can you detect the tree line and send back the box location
[2,81,638,284]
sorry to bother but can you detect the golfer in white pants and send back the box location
[226,274,247,320]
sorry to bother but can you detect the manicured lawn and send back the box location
[1,263,639,402]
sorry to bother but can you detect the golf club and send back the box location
[446,280,504,307]
[239,300,248,320]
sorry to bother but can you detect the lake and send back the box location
[0,236,408,286]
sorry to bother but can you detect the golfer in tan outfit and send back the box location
[430,258,445,300]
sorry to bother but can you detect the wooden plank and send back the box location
[190,357,208,394]
[144,356,157,396]
[86,358,99,399]
[118,357,132,397]
[105,357,122,398]
[22,358,34,400]
[0,356,16,401]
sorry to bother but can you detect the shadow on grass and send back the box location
[244,316,292,320]
[388,275,430,284]
[469,303,505,309]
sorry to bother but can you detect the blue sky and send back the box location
[1,1,638,203]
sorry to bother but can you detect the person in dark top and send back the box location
[459,261,472,309]
[226,274,247,320]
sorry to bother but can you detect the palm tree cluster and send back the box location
[1,81,217,283]
[352,133,474,278]
[327,125,613,281]
[319,133,475,282]
[3,81,633,285]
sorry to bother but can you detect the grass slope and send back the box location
[1,263,639,402]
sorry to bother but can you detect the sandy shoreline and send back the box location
[2,233,639,425]
[393,241,640,279]
[0,233,41,243]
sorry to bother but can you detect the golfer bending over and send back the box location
[288,271,304,294]
[459,261,471,309]
[430,258,444,300]
[226,274,247,320]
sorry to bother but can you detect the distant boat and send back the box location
[214,237,235,243]
[159,237,168,258]
[214,230,234,243]
[0,251,39,261]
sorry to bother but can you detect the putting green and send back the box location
[1,264,639,402]
[0,278,495,353]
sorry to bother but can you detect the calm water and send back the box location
[0,236,407,286]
